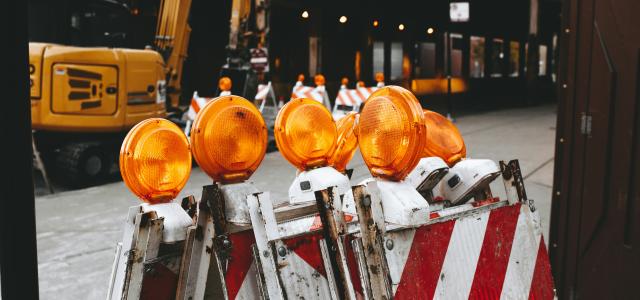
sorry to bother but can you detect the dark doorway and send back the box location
[550,0,640,298]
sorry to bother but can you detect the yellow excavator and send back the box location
[29,0,192,185]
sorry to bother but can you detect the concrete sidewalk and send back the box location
[34,104,557,300]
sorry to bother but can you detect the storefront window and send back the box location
[450,33,463,77]
[390,42,403,80]
[539,45,548,76]
[417,42,436,77]
[491,38,505,77]
[373,41,384,78]
[509,41,520,77]
[470,36,485,78]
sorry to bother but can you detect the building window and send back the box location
[551,34,558,82]
[491,38,505,77]
[390,42,403,80]
[416,42,436,77]
[538,45,548,76]
[470,36,485,78]
[450,33,463,77]
[509,41,520,77]
[373,41,384,78]
[524,42,529,73]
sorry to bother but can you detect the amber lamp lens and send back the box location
[297,74,305,82]
[190,95,267,183]
[120,118,191,204]
[329,112,359,172]
[314,74,326,86]
[275,98,337,170]
[375,72,384,83]
[341,77,349,85]
[422,109,466,165]
[358,86,426,181]
[219,76,232,91]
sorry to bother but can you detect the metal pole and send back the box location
[1,1,40,298]
[446,31,454,121]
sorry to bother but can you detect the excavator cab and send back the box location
[29,0,192,186]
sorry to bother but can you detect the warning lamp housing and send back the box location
[120,118,192,204]
[297,74,305,82]
[358,86,426,181]
[375,72,385,83]
[314,74,326,86]
[218,76,232,91]
[329,112,359,172]
[341,77,349,86]
[275,98,337,170]
[190,95,268,183]
[422,109,466,166]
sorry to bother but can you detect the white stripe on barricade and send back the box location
[433,210,490,299]
[500,205,541,299]
[255,84,270,101]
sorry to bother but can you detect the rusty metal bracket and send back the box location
[352,185,393,299]
[315,187,357,300]
[500,159,529,204]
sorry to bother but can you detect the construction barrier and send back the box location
[332,86,377,120]
[108,87,555,300]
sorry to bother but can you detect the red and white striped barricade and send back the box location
[177,183,265,300]
[332,86,378,120]
[347,158,555,299]
[107,198,198,300]
[184,91,230,137]
[247,166,364,299]
[290,85,331,111]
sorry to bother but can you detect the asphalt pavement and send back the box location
[33,103,557,300]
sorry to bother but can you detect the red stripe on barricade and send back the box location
[394,220,456,299]
[528,237,555,300]
[344,235,364,297]
[304,91,315,100]
[190,98,200,114]
[353,88,367,104]
[468,203,521,299]
[345,90,359,106]
[337,92,351,105]
[285,233,327,277]
[225,230,256,300]
[141,263,178,300]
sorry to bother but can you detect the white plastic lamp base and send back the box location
[405,157,450,192]
[369,179,430,227]
[288,166,356,214]
[141,202,194,243]
[438,158,501,205]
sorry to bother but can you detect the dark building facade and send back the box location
[27,0,560,111]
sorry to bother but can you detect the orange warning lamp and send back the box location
[358,86,426,181]
[120,118,192,204]
[297,73,305,82]
[375,72,384,83]
[314,74,326,86]
[190,95,268,183]
[356,81,365,88]
[422,109,466,166]
[275,98,337,170]
[329,112,359,172]
[218,76,232,91]
[341,77,349,86]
